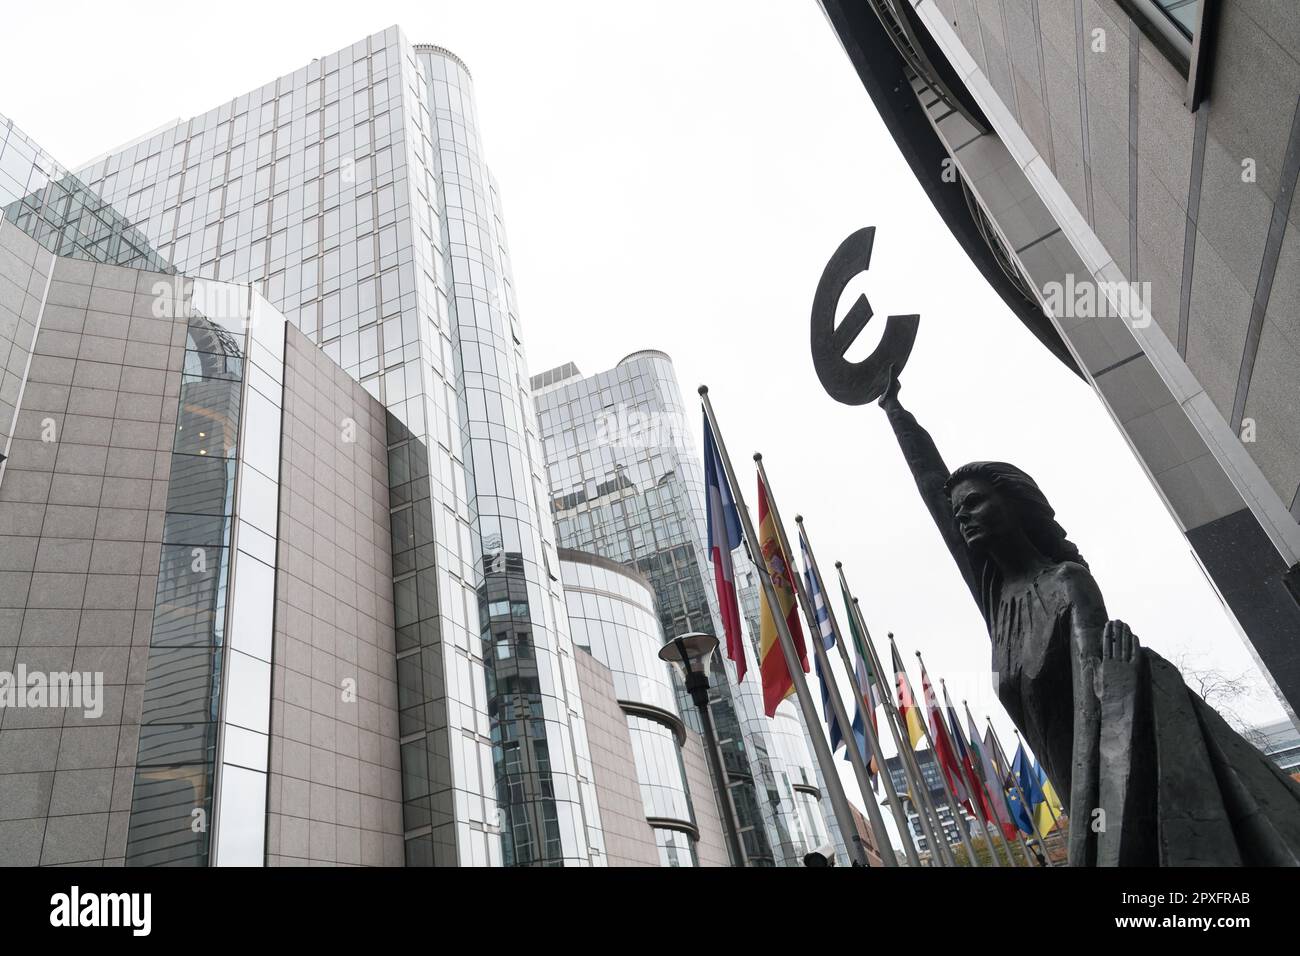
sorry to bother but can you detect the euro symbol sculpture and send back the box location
[809,227,919,406]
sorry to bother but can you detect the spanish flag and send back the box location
[756,473,808,716]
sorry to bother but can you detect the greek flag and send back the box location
[800,535,865,760]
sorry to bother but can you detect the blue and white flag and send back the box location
[800,534,865,762]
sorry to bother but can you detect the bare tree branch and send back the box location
[1173,652,1264,737]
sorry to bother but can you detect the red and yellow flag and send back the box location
[757,474,808,716]
[892,643,927,748]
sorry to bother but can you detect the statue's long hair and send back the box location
[944,461,1087,622]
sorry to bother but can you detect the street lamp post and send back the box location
[659,632,747,867]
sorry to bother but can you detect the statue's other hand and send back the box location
[879,363,902,408]
[1096,620,1141,702]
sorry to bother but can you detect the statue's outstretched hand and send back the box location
[879,363,902,409]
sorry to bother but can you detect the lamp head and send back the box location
[657,632,720,680]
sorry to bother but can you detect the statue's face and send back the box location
[949,476,1017,549]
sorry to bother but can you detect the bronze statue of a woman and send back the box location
[879,369,1300,866]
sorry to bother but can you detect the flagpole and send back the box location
[987,719,1048,865]
[847,596,954,867]
[698,386,869,867]
[753,457,896,868]
[753,455,896,868]
[964,700,1037,867]
[935,679,1002,868]
[1003,727,1055,865]
[794,518,919,867]
[939,679,1015,866]
[986,719,1055,866]
[902,643,983,867]
[746,458,896,868]
[1014,728,1065,861]
[836,576,952,867]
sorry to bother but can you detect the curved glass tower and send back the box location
[410,44,603,867]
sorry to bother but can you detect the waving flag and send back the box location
[800,535,865,761]
[1011,743,1045,835]
[703,412,746,681]
[1005,783,1035,836]
[1035,761,1063,836]
[854,654,879,777]
[973,719,1019,840]
[842,581,881,776]
[756,473,807,716]
[943,684,990,823]
[759,476,806,712]
[891,643,926,748]
[919,661,970,812]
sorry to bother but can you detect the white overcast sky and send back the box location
[3,0,1287,849]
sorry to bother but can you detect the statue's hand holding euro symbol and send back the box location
[809,226,920,406]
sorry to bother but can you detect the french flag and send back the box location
[703,412,746,681]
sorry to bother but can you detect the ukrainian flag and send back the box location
[1034,762,1064,836]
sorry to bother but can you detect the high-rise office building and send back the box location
[818,0,1300,722]
[71,27,608,868]
[64,26,609,867]
[532,349,840,866]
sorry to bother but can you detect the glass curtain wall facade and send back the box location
[75,27,603,866]
[126,302,245,866]
[534,350,815,866]
[127,280,286,867]
[0,114,170,273]
[559,549,702,864]
[411,46,602,868]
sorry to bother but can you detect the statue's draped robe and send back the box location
[1107,650,1300,865]
[884,397,1300,865]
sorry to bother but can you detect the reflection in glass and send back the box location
[126,313,244,866]
[654,827,698,867]
[0,114,171,271]
[125,763,214,866]
[627,716,693,823]
[152,544,228,647]
[1154,0,1199,37]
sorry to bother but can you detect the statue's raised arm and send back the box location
[876,366,982,614]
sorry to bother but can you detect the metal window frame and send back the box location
[1115,0,1219,110]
